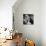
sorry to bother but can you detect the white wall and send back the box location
[0,0,16,30]
[41,0,46,46]
[13,0,41,46]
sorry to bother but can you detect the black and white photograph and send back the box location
[23,14,34,25]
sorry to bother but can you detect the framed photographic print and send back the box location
[23,14,34,25]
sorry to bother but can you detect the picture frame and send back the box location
[23,14,34,25]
